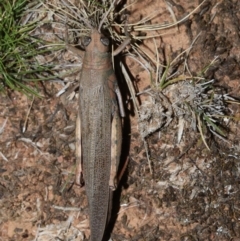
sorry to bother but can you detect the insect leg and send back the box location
[113,14,131,56]
[115,87,125,117]
[75,112,83,186]
[112,38,131,56]
[109,109,122,190]
[65,23,85,58]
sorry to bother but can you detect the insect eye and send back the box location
[100,36,110,46]
[82,36,91,46]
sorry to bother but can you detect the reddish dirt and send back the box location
[1,0,240,241]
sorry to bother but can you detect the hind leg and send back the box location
[109,110,122,190]
[75,112,83,186]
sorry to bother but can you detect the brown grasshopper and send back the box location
[72,26,129,241]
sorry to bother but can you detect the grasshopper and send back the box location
[73,26,129,241]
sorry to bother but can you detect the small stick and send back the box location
[22,97,34,133]
[52,205,81,211]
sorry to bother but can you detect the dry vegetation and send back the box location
[1,0,240,241]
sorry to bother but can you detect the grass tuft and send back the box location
[0,0,56,96]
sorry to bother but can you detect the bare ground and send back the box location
[1,0,240,240]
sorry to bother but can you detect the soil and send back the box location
[1,0,240,241]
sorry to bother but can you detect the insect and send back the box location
[74,25,128,240]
